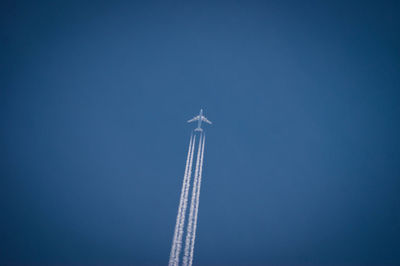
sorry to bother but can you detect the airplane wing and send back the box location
[201,116,212,124]
[187,115,200,123]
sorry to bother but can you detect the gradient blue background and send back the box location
[1,1,400,265]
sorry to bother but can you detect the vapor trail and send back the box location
[174,135,196,266]
[188,134,206,266]
[168,135,194,266]
[183,134,203,266]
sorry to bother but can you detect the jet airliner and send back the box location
[188,109,212,131]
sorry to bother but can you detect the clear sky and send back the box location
[1,1,400,265]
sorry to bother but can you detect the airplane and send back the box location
[188,109,212,131]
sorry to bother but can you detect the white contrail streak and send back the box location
[183,134,204,266]
[188,134,206,266]
[169,135,194,266]
[174,135,196,266]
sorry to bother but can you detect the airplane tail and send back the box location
[194,128,203,132]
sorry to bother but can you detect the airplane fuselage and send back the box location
[196,109,203,131]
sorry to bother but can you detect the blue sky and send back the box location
[1,1,400,265]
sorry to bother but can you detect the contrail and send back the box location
[188,134,206,266]
[183,134,204,266]
[168,135,193,266]
[174,135,196,266]
[169,135,195,266]
[169,109,211,265]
